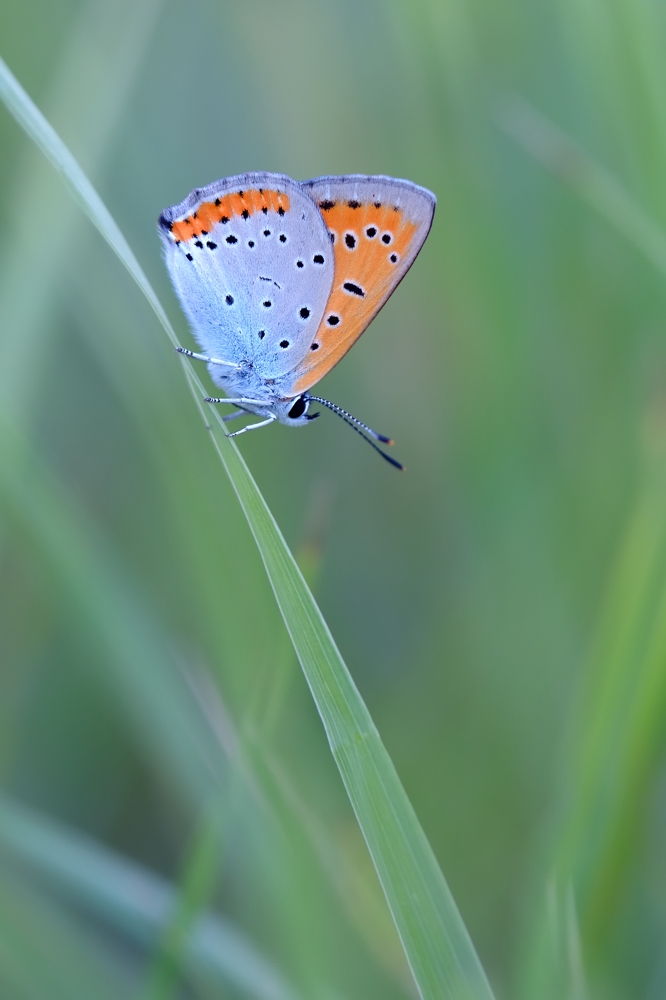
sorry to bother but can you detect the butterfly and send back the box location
[159,173,436,468]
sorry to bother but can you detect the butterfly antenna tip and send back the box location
[306,395,404,470]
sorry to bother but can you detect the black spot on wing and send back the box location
[343,281,365,297]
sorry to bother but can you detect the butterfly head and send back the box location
[273,394,319,426]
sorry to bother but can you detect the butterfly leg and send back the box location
[227,414,277,438]
[176,347,240,369]
[221,409,245,423]
[204,396,267,405]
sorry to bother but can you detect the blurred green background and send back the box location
[2,0,666,997]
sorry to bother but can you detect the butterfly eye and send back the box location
[288,396,307,419]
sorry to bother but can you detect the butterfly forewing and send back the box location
[288,175,436,394]
[159,173,334,383]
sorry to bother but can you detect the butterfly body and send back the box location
[159,172,435,446]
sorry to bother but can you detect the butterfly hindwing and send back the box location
[288,175,436,394]
[159,172,334,384]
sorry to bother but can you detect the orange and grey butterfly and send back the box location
[159,172,435,468]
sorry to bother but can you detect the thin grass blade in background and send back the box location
[0,795,300,1000]
[499,95,666,998]
[518,414,666,997]
[0,0,165,414]
[0,55,495,1000]
[498,96,666,277]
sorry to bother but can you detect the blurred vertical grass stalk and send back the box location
[518,391,666,998]
[502,95,666,997]
[394,0,666,990]
[0,52,495,1000]
[0,0,167,414]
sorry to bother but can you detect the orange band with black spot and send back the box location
[169,188,291,243]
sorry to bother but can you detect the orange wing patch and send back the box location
[292,200,416,394]
[168,188,290,243]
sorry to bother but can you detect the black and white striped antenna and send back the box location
[305,395,404,470]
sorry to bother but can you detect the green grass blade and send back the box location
[0,54,177,349]
[0,56,494,1000]
[0,795,300,1000]
[499,96,666,996]
[518,428,666,997]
